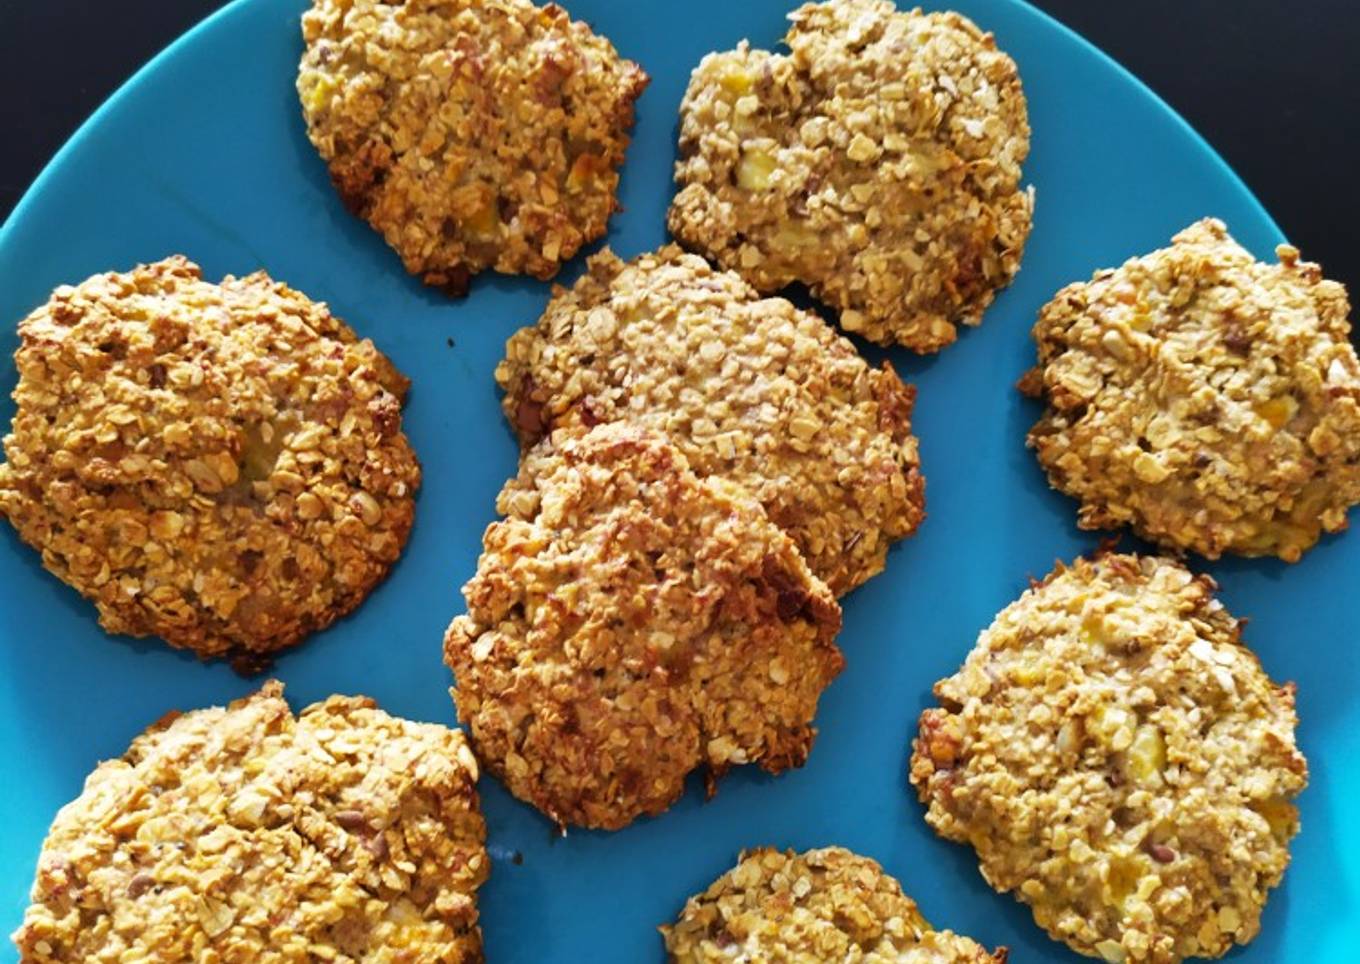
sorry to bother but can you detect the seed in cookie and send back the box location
[496,244,925,595]
[669,0,1033,352]
[0,257,420,667]
[1022,218,1360,561]
[297,0,648,294]
[909,552,1308,963]
[12,682,488,962]
[443,423,843,830]
[662,846,1006,962]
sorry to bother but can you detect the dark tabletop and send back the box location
[1,1,1355,292]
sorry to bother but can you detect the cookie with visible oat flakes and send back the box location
[910,552,1308,963]
[662,846,1006,963]
[443,423,843,831]
[1022,218,1360,562]
[12,681,489,963]
[297,0,648,294]
[0,257,420,668]
[669,0,1033,353]
[496,244,925,596]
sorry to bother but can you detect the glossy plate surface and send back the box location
[1,1,1355,960]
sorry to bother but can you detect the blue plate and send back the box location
[1,1,1355,960]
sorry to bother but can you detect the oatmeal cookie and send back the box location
[298,0,648,293]
[444,423,843,830]
[1022,219,1360,561]
[12,681,488,963]
[0,257,420,667]
[662,846,1005,963]
[669,0,1033,352]
[497,245,925,595]
[910,553,1308,963]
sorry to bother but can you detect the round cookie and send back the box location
[909,553,1308,963]
[12,682,488,963]
[1022,218,1360,562]
[662,846,1006,963]
[669,0,1033,352]
[443,423,843,830]
[297,0,648,294]
[497,245,925,595]
[0,257,420,668]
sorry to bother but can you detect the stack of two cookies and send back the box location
[444,245,928,832]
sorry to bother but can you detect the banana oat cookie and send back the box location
[0,257,420,668]
[910,553,1308,963]
[669,0,1033,352]
[1022,219,1360,561]
[497,245,925,595]
[297,0,647,294]
[443,423,843,830]
[13,682,489,963]
[662,846,1005,963]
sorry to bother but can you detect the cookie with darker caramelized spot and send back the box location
[0,257,420,667]
[444,424,843,830]
[297,0,647,293]
[662,846,1006,963]
[1023,218,1360,561]
[12,682,488,963]
[496,244,925,595]
[670,0,1033,352]
[910,553,1307,963]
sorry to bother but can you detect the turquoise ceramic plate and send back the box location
[1,1,1355,960]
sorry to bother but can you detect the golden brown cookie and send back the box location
[298,0,648,293]
[0,257,420,668]
[1022,219,1360,561]
[12,682,488,963]
[669,0,1033,352]
[662,846,1006,963]
[496,245,925,595]
[444,423,843,830]
[910,553,1308,963]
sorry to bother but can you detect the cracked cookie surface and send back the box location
[662,846,1005,963]
[13,682,488,963]
[669,0,1033,352]
[298,0,647,293]
[0,257,420,667]
[443,423,843,830]
[1022,218,1360,561]
[910,553,1307,963]
[496,245,925,595]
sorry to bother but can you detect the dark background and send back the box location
[1,1,1356,292]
